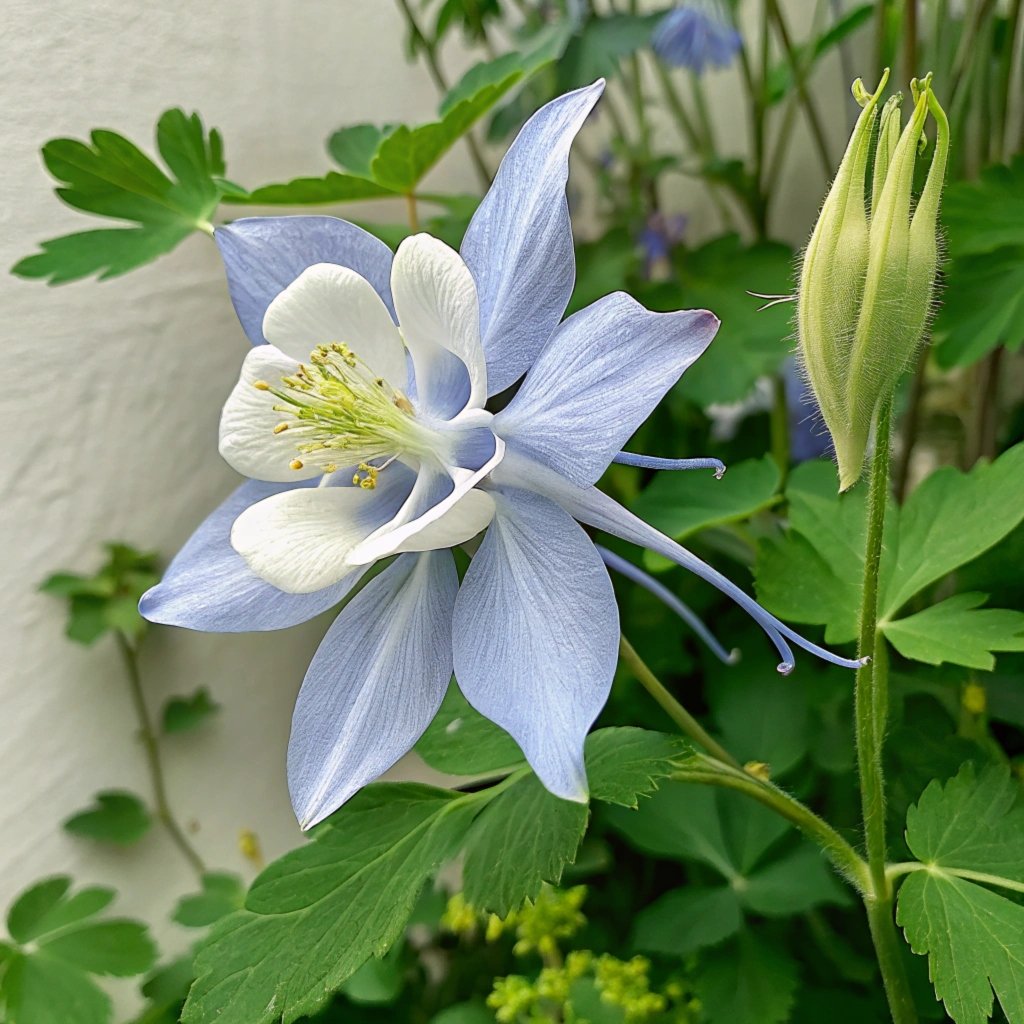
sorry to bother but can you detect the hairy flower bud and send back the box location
[797,72,949,490]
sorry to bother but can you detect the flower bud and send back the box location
[797,72,949,490]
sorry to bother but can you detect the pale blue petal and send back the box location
[495,294,719,485]
[615,452,726,478]
[288,551,458,828]
[452,487,619,801]
[461,81,605,394]
[494,451,864,672]
[138,477,406,632]
[215,216,395,346]
[598,546,738,665]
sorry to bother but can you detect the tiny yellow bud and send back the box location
[290,459,304,471]
[962,682,986,716]
[744,761,772,781]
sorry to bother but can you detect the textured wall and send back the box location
[1,0,847,1007]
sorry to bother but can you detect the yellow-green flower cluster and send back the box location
[797,71,949,490]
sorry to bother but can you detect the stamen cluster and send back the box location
[253,343,423,482]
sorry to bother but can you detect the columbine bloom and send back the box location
[652,2,742,74]
[142,81,862,830]
[797,72,949,489]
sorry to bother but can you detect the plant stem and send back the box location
[618,635,743,770]
[676,755,871,893]
[393,0,492,189]
[902,0,918,81]
[854,399,918,1024]
[405,192,420,232]
[766,0,833,178]
[115,634,206,878]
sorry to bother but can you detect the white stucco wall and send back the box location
[1,0,850,1010]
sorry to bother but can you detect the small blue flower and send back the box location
[638,212,687,278]
[141,81,861,831]
[653,2,742,74]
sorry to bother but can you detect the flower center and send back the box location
[254,342,427,487]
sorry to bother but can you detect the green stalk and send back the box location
[116,634,206,878]
[770,373,791,487]
[853,399,918,1024]
[619,636,742,770]
[676,756,871,893]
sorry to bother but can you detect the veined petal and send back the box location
[495,293,719,485]
[230,465,416,593]
[139,480,362,632]
[347,427,504,565]
[289,550,457,829]
[391,234,486,418]
[495,449,866,673]
[461,80,605,394]
[262,263,407,386]
[452,486,619,802]
[215,216,395,346]
[219,345,322,483]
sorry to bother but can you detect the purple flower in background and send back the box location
[638,212,687,279]
[784,357,832,463]
[653,2,742,74]
[141,80,862,831]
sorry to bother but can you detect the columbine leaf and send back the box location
[896,764,1024,1024]
[943,155,1024,256]
[415,679,525,776]
[1,878,157,1024]
[633,456,780,573]
[172,873,245,929]
[13,110,224,284]
[162,688,222,734]
[556,12,662,89]
[63,791,152,846]
[460,729,685,915]
[460,774,588,917]
[882,593,1024,670]
[880,444,1024,616]
[183,784,477,1024]
[222,172,398,205]
[695,931,800,1024]
[632,886,743,957]
[933,247,1024,368]
[327,124,393,178]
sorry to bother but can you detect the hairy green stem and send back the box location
[676,755,872,893]
[854,399,918,1024]
[115,634,206,878]
[393,0,492,188]
[770,373,791,487]
[619,635,742,770]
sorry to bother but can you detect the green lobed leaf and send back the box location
[223,172,398,205]
[632,886,743,957]
[633,456,780,573]
[942,155,1024,257]
[584,727,689,808]
[933,246,1024,369]
[162,688,222,734]
[555,12,662,90]
[183,784,478,1024]
[414,679,525,776]
[327,124,394,177]
[694,930,800,1024]
[2,878,157,1024]
[13,110,224,284]
[880,444,1024,616]
[63,791,152,846]
[460,774,588,917]
[172,873,245,928]
[341,943,405,1005]
[882,593,1024,670]
[896,763,1024,1024]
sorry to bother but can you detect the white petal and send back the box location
[219,346,322,483]
[230,469,414,593]
[348,435,504,565]
[391,488,495,554]
[262,263,408,386]
[391,234,487,416]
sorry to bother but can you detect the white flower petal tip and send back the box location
[391,234,486,415]
[262,262,406,385]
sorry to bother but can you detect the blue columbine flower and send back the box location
[652,2,742,74]
[140,80,861,830]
